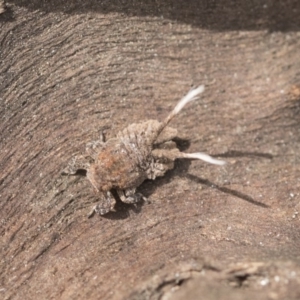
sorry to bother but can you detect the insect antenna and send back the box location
[154,85,205,141]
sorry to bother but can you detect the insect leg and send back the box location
[62,155,90,174]
[88,191,116,217]
[117,188,146,204]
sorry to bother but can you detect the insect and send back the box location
[63,86,225,216]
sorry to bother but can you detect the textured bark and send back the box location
[1,1,300,299]
[0,1,5,14]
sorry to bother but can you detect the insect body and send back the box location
[63,86,225,216]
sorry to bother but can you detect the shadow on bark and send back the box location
[2,0,300,31]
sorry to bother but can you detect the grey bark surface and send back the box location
[1,1,300,299]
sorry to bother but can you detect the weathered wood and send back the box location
[1,1,300,299]
[0,1,5,14]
